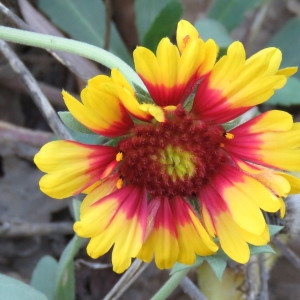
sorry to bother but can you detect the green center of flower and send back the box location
[156,145,195,182]
[118,108,228,198]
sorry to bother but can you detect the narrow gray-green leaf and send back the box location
[205,255,227,280]
[31,255,58,300]
[72,198,82,222]
[37,0,131,63]
[170,256,204,275]
[58,111,108,144]
[54,235,85,300]
[250,244,275,255]
[208,0,264,31]
[0,273,47,300]
[143,0,183,51]
[268,225,284,237]
[58,111,94,134]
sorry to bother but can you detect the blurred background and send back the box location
[1,0,300,299]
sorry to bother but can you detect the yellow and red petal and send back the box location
[133,36,217,107]
[137,197,217,269]
[34,140,117,199]
[176,19,200,52]
[233,158,291,198]
[62,70,135,138]
[225,110,300,171]
[172,197,218,265]
[102,83,152,122]
[137,198,179,269]
[192,42,296,123]
[200,181,271,264]
[74,185,147,273]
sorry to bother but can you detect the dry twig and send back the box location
[0,220,73,237]
[103,259,150,300]
[273,238,300,271]
[0,1,99,80]
[0,40,72,139]
[180,276,207,300]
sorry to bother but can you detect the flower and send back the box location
[34,20,300,273]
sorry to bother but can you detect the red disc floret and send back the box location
[118,108,228,198]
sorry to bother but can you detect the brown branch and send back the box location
[258,254,269,300]
[0,1,99,80]
[0,121,52,147]
[273,238,300,271]
[0,74,64,107]
[0,40,72,139]
[180,276,207,300]
[0,122,52,159]
[103,259,150,300]
[0,221,73,237]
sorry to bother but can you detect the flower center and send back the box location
[156,145,196,182]
[118,109,228,198]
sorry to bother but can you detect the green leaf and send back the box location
[135,0,172,42]
[72,198,82,222]
[170,256,204,275]
[58,111,108,144]
[208,0,264,31]
[0,273,47,300]
[134,83,153,104]
[142,0,183,51]
[205,254,227,280]
[268,224,284,236]
[54,235,85,300]
[194,18,233,48]
[37,0,131,63]
[250,244,275,255]
[31,256,58,300]
[268,18,300,79]
[58,111,94,134]
[267,77,300,106]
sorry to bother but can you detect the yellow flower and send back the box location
[34,20,300,273]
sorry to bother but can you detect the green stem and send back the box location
[150,268,190,300]
[0,26,145,88]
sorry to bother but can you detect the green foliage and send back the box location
[142,0,183,51]
[72,198,82,222]
[0,273,47,300]
[268,17,300,79]
[170,256,204,275]
[54,235,84,300]
[37,0,131,63]
[249,244,275,255]
[30,200,85,300]
[194,18,233,48]
[205,252,228,280]
[135,0,183,50]
[268,224,284,236]
[268,77,300,106]
[135,0,173,42]
[208,0,265,31]
[31,256,58,300]
[58,111,108,144]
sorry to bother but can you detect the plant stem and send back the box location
[0,26,145,88]
[150,269,190,300]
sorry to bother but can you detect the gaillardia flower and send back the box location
[34,20,300,273]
